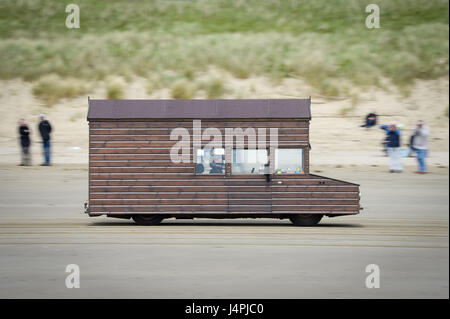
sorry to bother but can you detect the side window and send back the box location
[196,148,225,175]
[232,149,269,174]
[274,148,304,174]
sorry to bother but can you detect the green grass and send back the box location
[171,80,196,99]
[339,105,356,117]
[0,0,448,99]
[105,77,126,99]
[32,74,88,106]
[204,78,226,99]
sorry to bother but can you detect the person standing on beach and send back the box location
[380,122,402,173]
[18,119,31,166]
[411,120,429,174]
[38,114,52,166]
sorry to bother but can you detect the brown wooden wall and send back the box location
[88,119,360,216]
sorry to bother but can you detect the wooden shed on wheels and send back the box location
[86,98,360,226]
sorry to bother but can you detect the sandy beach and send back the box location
[0,165,447,298]
[0,76,448,166]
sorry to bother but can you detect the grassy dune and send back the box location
[0,0,448,103]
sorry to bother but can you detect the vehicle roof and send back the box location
[87,98,311,120]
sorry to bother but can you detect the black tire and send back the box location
[132,215,164,225]
[289,214,323,226]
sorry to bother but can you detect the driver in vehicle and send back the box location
[210,155,224,174]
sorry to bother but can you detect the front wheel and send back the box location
[132,215,164,225]
[289,214,323,226]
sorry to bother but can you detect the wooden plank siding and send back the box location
[88,120,360,216]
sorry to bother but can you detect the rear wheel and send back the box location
[132,215,164,225]
[289,214,323,226]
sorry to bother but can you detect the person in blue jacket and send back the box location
[380,122,402,173]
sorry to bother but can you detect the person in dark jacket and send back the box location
[361,111,377,128]
[38,114,52,166]
[209,155,224,174]
[18,119,31,166]
[380,122,402,173]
